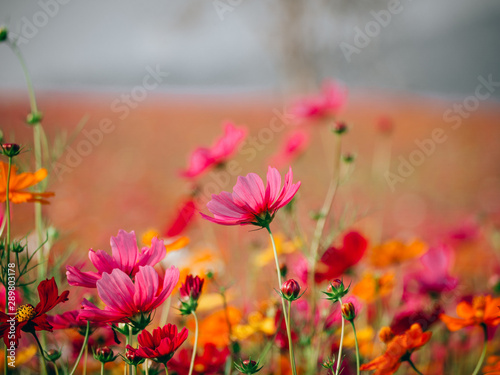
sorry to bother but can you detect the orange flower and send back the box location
[188,307,242,347]
[0,162,54,204]
[370,239,426,268]
[440,295,500,331]
[352,272,394,303]
[360,324,431,375]
[484,355,500,374]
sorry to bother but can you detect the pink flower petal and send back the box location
[110,230,139,276]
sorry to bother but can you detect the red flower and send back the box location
[180,274,204,301]
[0,278,69,347]
[315,231,368,283]
[169,343,230,375]
[164,198,197,237]
[126,324,188,365]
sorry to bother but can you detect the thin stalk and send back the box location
[286,301,298,375]
[101,362,104,375]
[54,363,59,375]
[350,321,360,375]
[334,297,346,375]
[32,333,48,375]
[407,358,424,375]
[144,359,149,375]
[69,322,90,375]
[83,342,88,375]
[165,364,169,375]
[266,226,296,375]
[4,157,12,375]
[188,311,199,375]
[128,324,134,375]
[471,324,488,375]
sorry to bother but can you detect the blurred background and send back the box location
[1,0,500,251]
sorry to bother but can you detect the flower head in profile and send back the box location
[201,166,300,227]
[440,295,500,331]
[289,80,347,125]
[66,229,166,288]
[169,343,230,375]
[126,324,188,365]
[79,265,179,329]
[179,274,204,315]
[0,161,54,204]
[360,324,432,375]
[0,278,69,347]
[269,130,310,167]
[181,122,247,179]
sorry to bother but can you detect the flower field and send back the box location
[1,17,500,375]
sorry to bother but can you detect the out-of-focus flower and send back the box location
[142,229,190,253]
[370,239,427,268]
[80,266,179,329]
[201,166,300,227]
[181,122,247,179]
[376,116,394,135]
[344,326,375,357]
[192,307,242,347]
[269,130,310,167]
[406,244,458,295]
[48,310,105,335]
[170,343,230,375]
[0,345,37,372]
[66,230,167,288]
[352,272,394,303]
[0,278,69,347]
[126,324,188,365]
[233,311,275,340]
[440,295,500,331]
[289,80,347,124]
[253,234,299,268]
[315,231,368,283]
[360,324,432,375]
[164,198,198,237]
[483,355,500,374]
[274,309,298,349]
[390,304,443,335]
[0,161,54,204]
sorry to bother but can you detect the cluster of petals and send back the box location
[360,324,432,375]
[79,265,179,324]
[289,80,347,124]
[169,343,230,375]
[181,122,247,178]
[127,324,188,364]
[66,230,166,288]
[269,130,310,167]
[201,166,300,227]
[440,295,500,331]
[0,161,54,204]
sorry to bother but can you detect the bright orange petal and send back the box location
[456,301,475,319]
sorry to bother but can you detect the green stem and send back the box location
[407,358,424,375]
[350,321,360,375]
[286,301,298,375]
[334,297,345,375]
[83,342,88,375]
[266,226,297,375]
[165,364,169,375]
[32,333,48,375]
[4,157,12,375]
[101,362,104,375]
[471,324,488,375]
[69,322,90,375]
[54,362,59,375]
[188,311,199,375]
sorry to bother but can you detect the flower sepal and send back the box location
[93,346,118,364]
[323,279,350,303]
[112,322,142,336]
[121,349,145,366]
[234,358,263,374]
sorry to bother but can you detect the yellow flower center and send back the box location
[16,304,36,322]
[194,364,205,373]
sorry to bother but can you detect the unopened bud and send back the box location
[281,279,302,301]
[341,302,356,321]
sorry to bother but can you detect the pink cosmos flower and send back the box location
[290,80,347,124]
[79,265,179,328]
[269,130,310,168]
[66,230,166,288]
[181,122,247,179]
[200,166,301,227]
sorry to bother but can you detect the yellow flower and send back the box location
[370,239,426,268]
[253,234,299,267]
[141,229,189,253]
[344,326,375,357]
[0,345,37,371]
[0,162,54,204]
[233,311,276,340]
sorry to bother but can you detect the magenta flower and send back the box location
[79,265,179,328]
[181,122,247,179]
[269,130,310,168]
[290,80,347,124]
[66,230,166,288]
[201,166,301,227]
